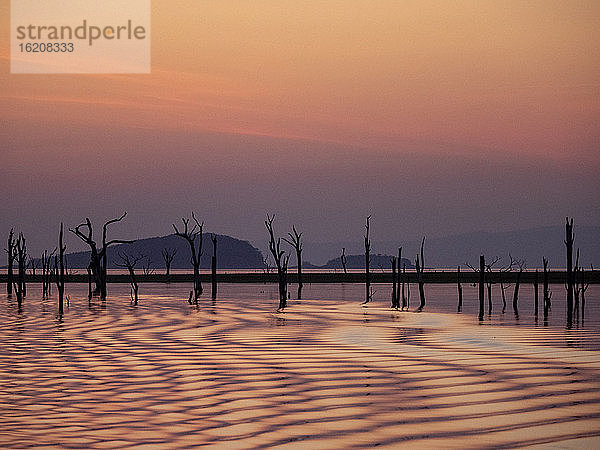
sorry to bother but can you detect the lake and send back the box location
[1,282,599,447]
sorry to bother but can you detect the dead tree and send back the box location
[13,233,27,307]
[115,252,144,305]
[457,265,463,312]
[341,248,348,274]
[467,256,491,319]
[415,237,426,312]
[402,262,408,310]
[161,247,177,281]
[478,256,485,320]
[211,234,217,299]
[142,258,155,275]
[54,224,66,315]
[70,213,132,299]
[565,217,575,326]
[363,216,372,304]
[405,263,411,309]
[391,257,397,308]
[498,257,517,314]
[534,269,539,317]
[283,226,303,299]
[87,265,93,302]
[265,214,288,310]
[173,212,204,302]
[41,248,56,297]
[573,249,581,314]
[542,257,552,320]
[485,256,500,315]
[512,255,525,314]
[28,257,39,276]
[395,247,402,308]
[581,265,590,321]
[263,256,272,274]
[5,229,15,296]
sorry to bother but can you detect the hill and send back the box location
[60,233,264,269]
[302,225,600,268]
[304,254,414,270]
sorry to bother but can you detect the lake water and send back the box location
[1,282,599,447]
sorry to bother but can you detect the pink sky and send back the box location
[1,1,599,254]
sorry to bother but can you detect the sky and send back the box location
[1,0,599,257]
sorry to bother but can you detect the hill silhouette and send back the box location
[60,233,264,269]
[304,254,414,270]
[301,225,600,268]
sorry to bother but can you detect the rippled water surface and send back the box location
[1,282,599,448]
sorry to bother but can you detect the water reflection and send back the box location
[0,283,599,448]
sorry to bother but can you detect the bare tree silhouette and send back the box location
[565,217,575,326]
[341,247,348,274]
[27,257,39,276]
[87,265,93,303]
[534,269,539,317]
[5,229,15,296]
[41,248,56,298]
[211,234,217,299]
[13,233,27,307]
[115,252,144,305]
[262,255,272,274]
[265,214,289,311]
[397,248,403,309]
[542,257,552,322]
[498,258,517,313]
[161,247,177,281]
[415,237,426,312]
[54,224,66,315]
[391,256,397,309]
[511,255,526,315]
[580,264,590,322]
[467,256,486,320]
[283,226,303,299]
[457,265,463,312]
[485,256,501,315]
[173,212,204,302]
[70,212,132,299]
[362,215,372,304]
[142,258,155,275]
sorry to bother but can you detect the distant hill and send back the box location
[59,233,264,269]
[302,225,600,268]
[304,254,414,270]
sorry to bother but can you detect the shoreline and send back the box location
[1,270,599,284]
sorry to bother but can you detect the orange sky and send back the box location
[1,1,599,253]
[2,0,599,159]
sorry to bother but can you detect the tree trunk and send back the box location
[391,258,397,308]
[543,257,550,321]
[87,266,92,303]
[487,281,492,315]
[534,269,539,317]
[457,265,463,312]
[396,248,402,308]
[416,255,425,312]
[56,224,65,315]
[363,216,371,304]
[565,218,574,327]
[416,237,426,312]
[211,236,217,300]
[500,272,506,314]
[513,268,522,314]
[581,268,586,322]
[296,248,303,299]
[478,255,485,320]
